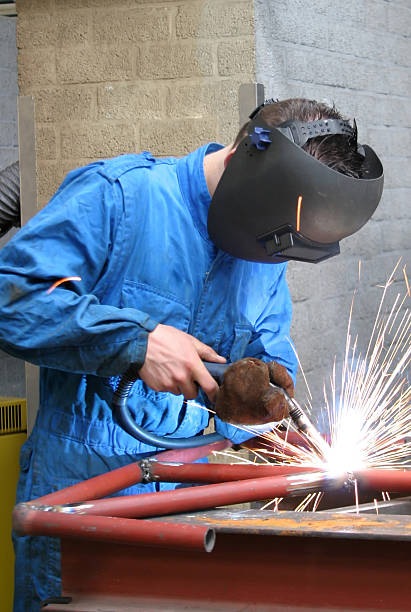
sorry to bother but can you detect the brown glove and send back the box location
[214,357,294,425]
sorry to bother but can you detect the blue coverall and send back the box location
[0,143,297,610]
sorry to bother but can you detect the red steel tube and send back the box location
[244,430,331,455]
[354,469,411,493]
[13,505,215,552]
[32,438,233,506]
[244,430,309,450]
[61,471,336,519]
[157,438,233,462]
[33,461,144,506]
[149,461,319,483]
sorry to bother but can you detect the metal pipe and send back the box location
[12,504,215,553]
[32,439,233,506]
[53,471,345,519]
[144,460,320,483]
[157,438,233,462]
[33,461,144,506]
[354,469,411,493]
[245,430,310,450]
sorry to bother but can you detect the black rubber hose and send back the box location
[0,161,20,238]
[112,363,224,449]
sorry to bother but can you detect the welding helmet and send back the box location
[207,104,384,263]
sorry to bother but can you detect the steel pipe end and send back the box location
[204,528,216,553]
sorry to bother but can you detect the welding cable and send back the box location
[112,363,224,449]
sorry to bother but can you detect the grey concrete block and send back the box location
[0,94,18,121]
[0,148,19,169]
[0,68,18,93]
[0,122,18,147]
[255,0,411,422]
[387,4,411,37]
[0,16,16,42]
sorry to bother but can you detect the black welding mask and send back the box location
[207,109,384,264]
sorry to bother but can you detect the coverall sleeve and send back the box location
[215,262,298,444]
[246,263,297,381]
[0,167,157,376]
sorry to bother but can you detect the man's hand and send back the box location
[214,357,294,425]
[139,324,226,402]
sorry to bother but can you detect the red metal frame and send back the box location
[355,469,411,492]
[43,525,411,611]
[149,460,318,482]
[14,505,215,551]
[14,437,411,557]
[34,438,234,506]
[10,437,409,611]
[37,472,334,519]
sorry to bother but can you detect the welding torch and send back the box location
[204,361,329,460]
[112,359,329,455]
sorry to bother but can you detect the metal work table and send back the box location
[43,508,411,612]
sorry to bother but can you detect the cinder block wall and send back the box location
[0,17,18,170]
[0,16,26,398]
[16,0,255,208]
[255,0,411,420]
[14,0,411,423]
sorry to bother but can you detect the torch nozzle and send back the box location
[289,400,330,460]
[270,383,330,460]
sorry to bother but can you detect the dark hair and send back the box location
[234,98,364,178]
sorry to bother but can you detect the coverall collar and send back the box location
[177,142,224,241]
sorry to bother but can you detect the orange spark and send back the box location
[296,195,303,232]
[47,276,82,295]
[404,265,410,296]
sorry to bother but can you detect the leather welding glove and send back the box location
[214,357,294,425]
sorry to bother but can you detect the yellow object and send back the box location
[0,398,27,612]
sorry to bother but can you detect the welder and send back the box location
[0,98,383,611]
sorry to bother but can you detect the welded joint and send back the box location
[140,458,157,483]
[14,501,93,514]
[285,472,348,496]
[140,458,186,483]
[344,472,356,488]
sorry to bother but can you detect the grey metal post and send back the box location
[18,96,39,435]
[238,83,264,126]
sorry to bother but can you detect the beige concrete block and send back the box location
[166,78,242,118]
[18,48,56,91]
[17,12,89,48]
[17,14,55,48]
[55,0,132,7]
[140,117,217,157]
[56,47,133,84]
[217,38,255,76]
[61,123,137,159]
[55,13,90,46]
[36,125,57,160]
[140,43,214,79]
[93,8,170,44]
[34,87,95,123]
[176,1,254,39]
[217,112,241,145]
[16,0,52,12]
[37,160,78,209]
[97,83,163,120]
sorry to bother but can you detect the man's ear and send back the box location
[224,146,237,168]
